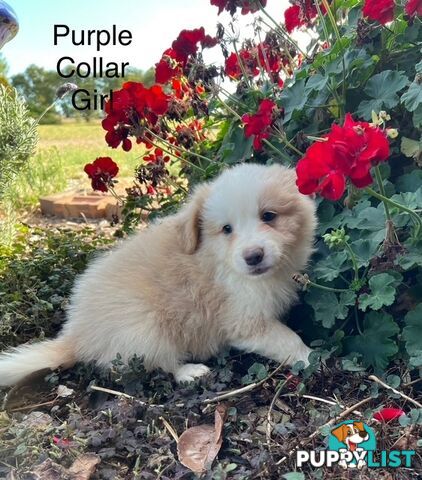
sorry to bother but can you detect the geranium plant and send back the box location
[87,0,422,373]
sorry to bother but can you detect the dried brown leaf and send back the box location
[177,404,227,474]
[68,453,101,480]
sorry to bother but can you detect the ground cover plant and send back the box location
[1,0,422,478]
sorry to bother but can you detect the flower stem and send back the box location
[321,0,346,119]
[345,241,359,281]
[262,138,292,165]
[144,128,215,167]
[308,280,350,293]
[374,166,392,221]
[257,3,308,59]
[232,41,252,89]
[366,186,422,236]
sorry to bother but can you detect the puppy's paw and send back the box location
[175,363,211,383]
[293,345,313,366]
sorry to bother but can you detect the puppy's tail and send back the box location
[0,337,75,386]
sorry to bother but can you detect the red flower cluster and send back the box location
[155,28,217,84]
[84,157,119,192]
[405,0,422,17]
[296,114,390,201]
[242,99,276,150]
[210,0,267,15]
[143,147,170,164]
[362,0,395,24]
[102,82,169,151]
[373,407,405,422]
[225,42,288,83]
[284,1,325,33]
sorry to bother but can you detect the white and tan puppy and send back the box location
[0,163,317,385]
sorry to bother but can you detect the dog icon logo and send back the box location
[328,420,376,469]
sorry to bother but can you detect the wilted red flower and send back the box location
[284,1,324,33]
[405,0,422,17]
[155,28,217,84]
[84,157,119,192]
[242,99,276,150]
[225,49,260,79]
[373,407,405,422]
[143,147,170,164]
[362,0,395,24]
[211,0,267,15]
[296,114,390,200]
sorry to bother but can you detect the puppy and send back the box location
[0,163,317,385]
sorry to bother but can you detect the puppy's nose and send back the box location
[358,431,368,439]
[243,247,264,266]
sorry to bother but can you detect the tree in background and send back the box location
[11,65,62,123]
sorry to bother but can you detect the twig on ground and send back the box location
[203,364,285,404]
[368,375,422,409]
[10,398,57,412]
[276,396,373,465]
[90,385,165,408]
[266,374,293,445]
[282,393,364,416]
[402,378,422,388]
[160,416,179,442]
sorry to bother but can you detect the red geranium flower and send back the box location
[210,0,267,15]
[143,147,170,164]
[102,82,169,150]
[284,1,325,33]
[225,49,260,79]
[363,0,395,24]
[84,157,119,192]
[405,0,422,17]
[373,407,405,422]
[242,99,276,150]
[296,114,390,200]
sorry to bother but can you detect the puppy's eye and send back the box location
[261,211,277,223]
[222,224,233,235]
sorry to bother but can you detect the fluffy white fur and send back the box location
[0,163,317,386]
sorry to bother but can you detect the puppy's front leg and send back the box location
[231,320,312,366]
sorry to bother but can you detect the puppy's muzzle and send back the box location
[243,247,264,266]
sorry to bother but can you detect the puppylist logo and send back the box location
[297,420,415,470]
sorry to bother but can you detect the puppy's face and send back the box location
[195,164,316,278]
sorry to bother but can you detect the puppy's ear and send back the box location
[354,422,365,432]
[331,424,348,443]
[176,184,210,254]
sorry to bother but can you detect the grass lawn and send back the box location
[6,121,142,210]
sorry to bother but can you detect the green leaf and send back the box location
[414,104,422,128]
[281,79,307,122]
[283,473,305,480]
[357,70,409,119]
[345,311,399,370]
[401,82,422,112]
[401,137,422,160]
[403,304,422,357]
[396,170,422,192]
[313,251,349,282]
[390,187,422,210]
[306,289,351,328]
[395,250,422,270]
[350,238,381,267]
[343,206,385,231]
[358,273,398,311]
